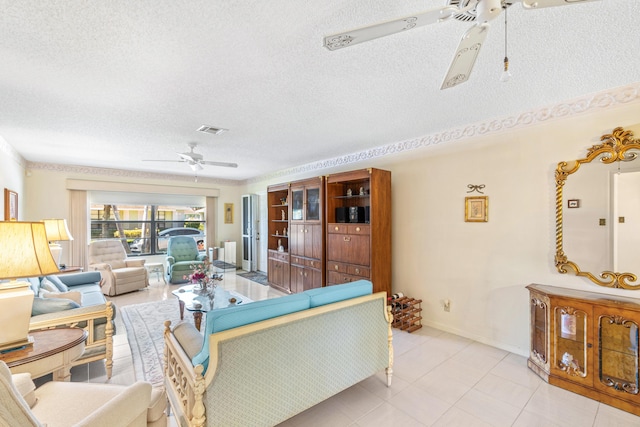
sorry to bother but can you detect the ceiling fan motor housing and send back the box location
[447,0,514,22]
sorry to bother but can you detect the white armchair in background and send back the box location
[88,240,148,296]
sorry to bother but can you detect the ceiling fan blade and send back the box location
[189,162,204,172]
[440,23,490,90]
[201,160,239,168]
[522,0,600,9]
[142,159,185,163]
[177,152,196,162]
[323,4,468,51]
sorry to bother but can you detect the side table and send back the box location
[0,328,87,381]
[56,266,84,274]
[145,262,166,284]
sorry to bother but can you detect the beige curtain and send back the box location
[68,190,88,270]
[205,196,217,255]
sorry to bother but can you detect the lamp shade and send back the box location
[0,221,60,280]
[42,218,74,242]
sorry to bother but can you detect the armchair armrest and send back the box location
[89,262,112,271]
[73,382,152,427]
[56,271,102,288]
[30,302,115,379]
[125,258,146,267]
[166,256,176,266]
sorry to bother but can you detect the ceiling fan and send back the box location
[323,0,600,89]
[143,142,238,172]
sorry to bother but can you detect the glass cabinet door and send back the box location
[553,303,590,383]
[530,295,548,369]
[306,187,320,221]
[596,308,639,395]
[291,189,304,221]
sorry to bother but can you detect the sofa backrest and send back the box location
[166,236,200,263]
[88,240,127,269]
[192,293,311,370]
[304,280,373,307]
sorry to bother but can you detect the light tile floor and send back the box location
[68,271,640,426]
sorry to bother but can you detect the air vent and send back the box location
[196,125,228,135]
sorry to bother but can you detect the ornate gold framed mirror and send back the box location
[556,127,640,289]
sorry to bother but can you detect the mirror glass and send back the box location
[556,127,640,289]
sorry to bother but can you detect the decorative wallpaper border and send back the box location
[25,162,240,186]
[4,82,640,186]
[248,82,640,184]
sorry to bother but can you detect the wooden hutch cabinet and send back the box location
[267,183,290,292]
[289,177,324,293]
[267,168,391,295]
[325,168,391,296]
[527,284,640,416]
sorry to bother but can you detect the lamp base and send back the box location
[0,335,34,353]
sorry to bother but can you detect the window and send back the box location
[90,203,206,255]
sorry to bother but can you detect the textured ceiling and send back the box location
[0,0,637,181]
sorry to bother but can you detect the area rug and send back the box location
[120,290,250,387]
[237,271,269,286]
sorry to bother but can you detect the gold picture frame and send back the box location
[465,196,488,222]
[224,203,234,224]
[4,188,18,221]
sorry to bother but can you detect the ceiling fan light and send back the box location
[500,56,511,82]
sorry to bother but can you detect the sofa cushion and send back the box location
[45,275,69,292]
[192,293,311,370]
[31,297,80,316]
[304,280,373,308]
[173,322,204,359]
[39,278,59,293]
[42,290,82,305]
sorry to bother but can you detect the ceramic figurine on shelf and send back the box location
[284,227,287,236]
[281,209,286,220]
[275,230,279,236]
[359,187,365,196]
[277,239,284,252]
[347,188,352,197]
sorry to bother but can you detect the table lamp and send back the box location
[0,221,60,351]
[42,218,74,267]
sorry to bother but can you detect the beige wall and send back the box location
[246,99,640,356]
[22,168,245,266]
[0,136,26,219]
[4,94,640,357]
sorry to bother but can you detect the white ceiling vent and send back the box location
[196,125,228,135]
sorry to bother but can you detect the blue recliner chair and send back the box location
[165,236,207,284]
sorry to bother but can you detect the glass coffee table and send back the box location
[171,285,245,331]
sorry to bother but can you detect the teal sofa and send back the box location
[163,280,393,427]
[27,271,115,378]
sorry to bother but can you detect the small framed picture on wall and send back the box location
[465,196,488,222]
[567,199,580,209]
[4,188,18,221]
[224,203,234,224]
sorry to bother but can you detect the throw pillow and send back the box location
[44,275,69,292]
[31,298,80,316]
[39,278,59,293]
[42,290,82,305]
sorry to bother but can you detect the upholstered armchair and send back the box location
[0,361,167,426]
[165,236,207,284]
[88,240,149,296]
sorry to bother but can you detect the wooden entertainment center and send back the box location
[267,168,391,295]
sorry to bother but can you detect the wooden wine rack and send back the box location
[391,296,422,333]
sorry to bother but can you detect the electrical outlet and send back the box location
[444,299,451,312]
